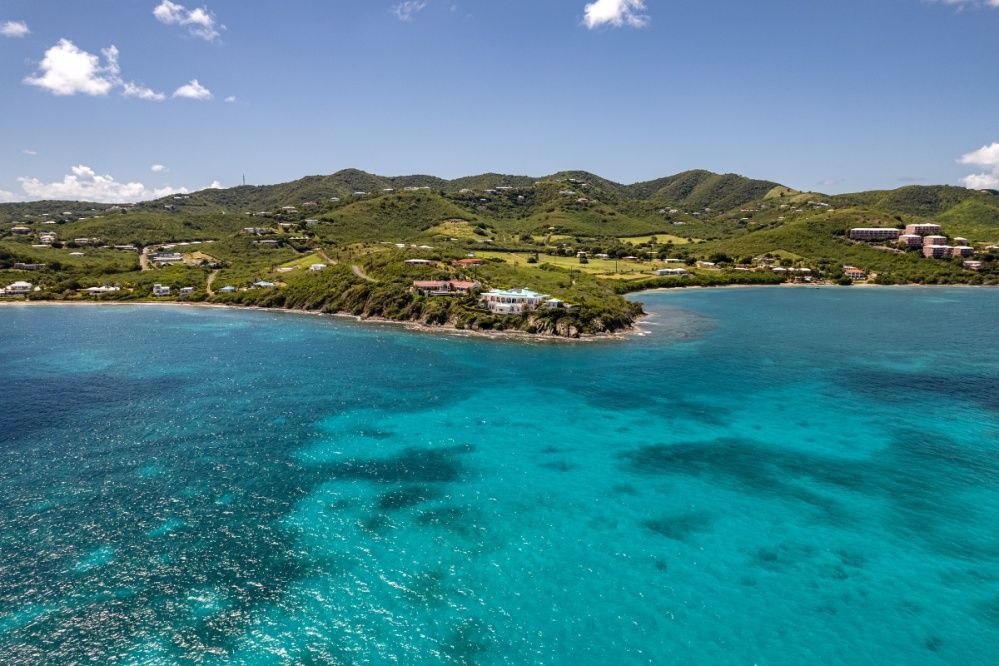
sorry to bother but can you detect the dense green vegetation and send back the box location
[2,169,997,337]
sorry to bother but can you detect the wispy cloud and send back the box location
[173,79,213,100]
[1,20,30,38]
[958,142,999,190]
[22,149,37,156]
[393,1,428,22]
[123,81,166,101]
[929,0,999,10]
[224,95,236,103]
[23,39,121,96]
[583,0,649,29]
[153,1,223,41]
[151,164,168,173]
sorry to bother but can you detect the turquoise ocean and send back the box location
[1,287,998,664]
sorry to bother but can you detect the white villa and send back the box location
[309,263,327,271]
[480,288,549,314]
[2,281,33,295]
[655,268,688,276]
[152,284,171,296]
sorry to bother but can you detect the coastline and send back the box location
[3,282,992,342]
[0,299,642,343]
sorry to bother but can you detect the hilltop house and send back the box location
[480,288,548,314]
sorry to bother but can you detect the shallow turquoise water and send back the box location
[1,287,998,664]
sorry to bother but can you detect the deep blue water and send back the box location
[1,287,998,665]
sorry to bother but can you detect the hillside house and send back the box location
[413,280,479,296]
[655,268,688,276]
[152,284,171,296]
[843,266,867,280]
[454,258,484,268]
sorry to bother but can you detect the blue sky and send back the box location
[2,0,999,202]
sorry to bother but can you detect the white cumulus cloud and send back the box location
[123,81,166,101]
[151,164,168,173]
[958,142,999,190]
[173,79,213,100]
[393,1,428,22]
[16,164,192,203]
[23,39,122,96]
[583,0,649,29]
[1,20,30,37]
[154,1,223,41]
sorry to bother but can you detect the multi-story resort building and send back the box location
[905,223,942,236]
[952,246,975,258]
[849,228,901,241]
[922,235,948,247]
[898,234,924,248]
[923,245,953,259]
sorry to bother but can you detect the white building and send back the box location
[480,288,548,314]
[3,281,33,295]
[655,268,688,276]
[152,284,171,296]
[309,263,327,271]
